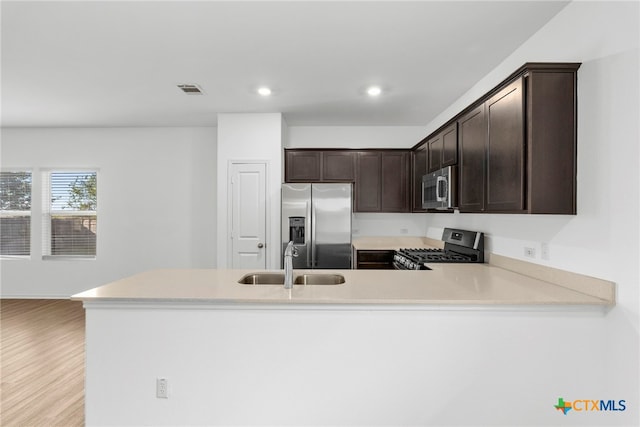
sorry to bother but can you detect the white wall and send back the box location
[216,113,283,269]
[286,125,425,149]
[352,213,426,236]
[422,0,639,418]
[0,127,217,297]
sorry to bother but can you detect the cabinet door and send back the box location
[285,150,321,182]
[356,250,395,269]
[441,123,458,167]
[428,123,458,173]
[412,142,428,212]
[355,152,382,212]
[527,70,577,214]
[427,134,442,173]
[485,77,525,212]
[322,151,356,182]
[381,151,410,212]
[458,105,486,212]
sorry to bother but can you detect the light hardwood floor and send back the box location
[1,299,85,427]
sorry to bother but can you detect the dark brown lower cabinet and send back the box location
[355,250,395,269]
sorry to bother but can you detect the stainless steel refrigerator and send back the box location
[281,183,352,269]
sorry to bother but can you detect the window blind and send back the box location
[0,171,32,256]
[42,171,97,258]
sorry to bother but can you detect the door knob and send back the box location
[257,243,264,248]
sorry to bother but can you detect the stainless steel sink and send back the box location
[238,273,285,285]
[294,274,345,285]
[238,272,345,285]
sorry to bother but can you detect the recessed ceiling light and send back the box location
[257,87,272,96]
[367,86,382,97]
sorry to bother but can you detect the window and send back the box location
[0,171,32,257]
[42,171,97,258]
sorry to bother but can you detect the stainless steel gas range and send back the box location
[393,228,484,270]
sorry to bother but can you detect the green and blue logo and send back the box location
[554,397,626,415]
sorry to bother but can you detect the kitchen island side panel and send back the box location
[84,304,635,426]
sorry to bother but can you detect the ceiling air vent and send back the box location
[177,84,205,95]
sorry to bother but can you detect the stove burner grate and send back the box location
[396,248,475,263]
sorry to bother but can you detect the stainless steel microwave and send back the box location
[422,166,457,210]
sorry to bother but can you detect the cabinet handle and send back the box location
[257,243,264,249]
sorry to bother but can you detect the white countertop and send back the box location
[72,263,613,307]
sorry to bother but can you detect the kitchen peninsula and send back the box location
[74,263,613,307]
[75,261,614,426]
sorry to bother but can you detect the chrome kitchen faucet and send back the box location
[283,241,298,289]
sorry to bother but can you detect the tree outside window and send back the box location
[44,171,98,258]
[0,171,32,256]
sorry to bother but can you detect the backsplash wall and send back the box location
[352,213,427,237]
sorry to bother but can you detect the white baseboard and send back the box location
[0,295,73,300]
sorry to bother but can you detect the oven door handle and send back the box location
[392,261,406,270]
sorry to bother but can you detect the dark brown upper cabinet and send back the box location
[454,63,580,214]
[355,150,410,213]
[485,77,525,212]
[355,152,382,211]
[412,141,428,212]
[427,123,458,173]
[285,149,410,213]
[526,66,578,214]
[458,104,487,212]
[458,78,525,212]
[381,151,410,212]
[285,150,322,182]
[285,149,355,182]
[322,151,356,182]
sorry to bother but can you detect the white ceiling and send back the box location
[1,1,570,128]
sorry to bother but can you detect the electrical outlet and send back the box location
[541,243,549,260]
[400,228,409,234]
[524,247,536,258]
[156,378,168,398]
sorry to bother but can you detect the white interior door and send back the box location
[230,162,267,269]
